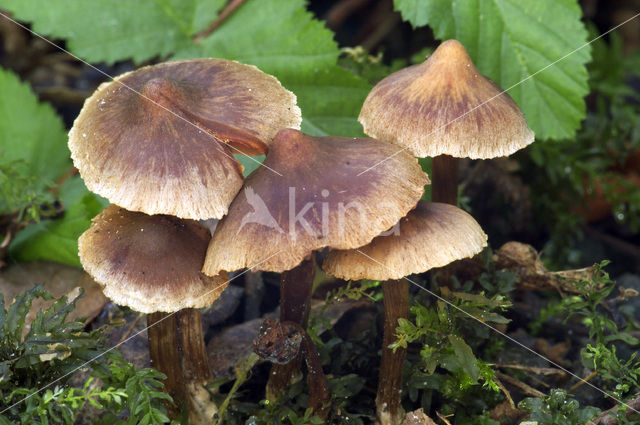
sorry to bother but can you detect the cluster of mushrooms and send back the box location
[69,40,533,425]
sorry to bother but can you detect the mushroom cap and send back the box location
[69,59,301,220]
[359,39,534,159]
[202,128,429,275]
[78,205,229,313]
[322,201,488,280]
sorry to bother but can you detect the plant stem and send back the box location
[213,352,260,425]
[266,254,317,400]
[431,155,458,205]
[376,279,409,425]
[147,308,216,425]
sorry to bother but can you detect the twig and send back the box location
[493,375,516,409]
[1,221,18,268]
[117,313,144,344]
[568,370,597,392]
[53,165,79,192]
[1,228,13,250]
[588,393,640,425]
[583,226,640,261]
[496,371,545,398]
[193,0,245,43]
[528,374,551,389]
[361,12,401,52]
[435,411,453,425]
[325,0,373,29]
[38,86,90,105]
[495,363,567,376]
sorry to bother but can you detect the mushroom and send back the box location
[203,128,429,404]
[69,59,302,422]
[69,58,301,220]
[79,205,229,424]
[323,201,488,425]
[359,39,534,205]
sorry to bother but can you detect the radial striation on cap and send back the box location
[79,205,229,313]
[202,128,429,275]
[69,59,301,220]
[323,201,488,281]
[359,39,534,159]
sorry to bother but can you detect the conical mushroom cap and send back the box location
[202,129,429,275]
[322,201,488,280]
[359,40,534,159]
[69,59,301,220]
[78,205,229,313]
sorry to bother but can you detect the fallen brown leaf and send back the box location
[0,261,107,335]
[401,409,437,425]
[489,401,527,424]
[207,298,372,379]
[534,339,570,366]
[494,242,599,294]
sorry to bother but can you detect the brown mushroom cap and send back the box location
[202,128,429,275]
[359,39,534,159]
[78,205,229,313]
[69,59,301,220]
[322,201,488,280]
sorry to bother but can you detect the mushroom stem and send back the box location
[280,253,316,325]
[377,279,409,425]
[266,254,317,400]
[147,308,216,424]
[294,321,330,419]
[431,155,458,205]
[255,320,330,420]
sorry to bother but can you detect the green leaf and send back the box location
[29,288,84,337]
[2,0,227,64]
[139,412,151,425]
[605,332,640,346]
[0,67,69,181]
[328,374,366,398]
[192,0,336,71]
[5,0,370,138]
[196,0,339,66]
[393,0,591,140]
[395,0,453,30]
[479,312,511,324]
[447,335,479,380]
[294,66,371,137]
[187,0,371,137]
[0,415,14,425]
[5,285,52,341]
[152,411,170,423]
[235,154,265,178]
[9,177,108,267]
